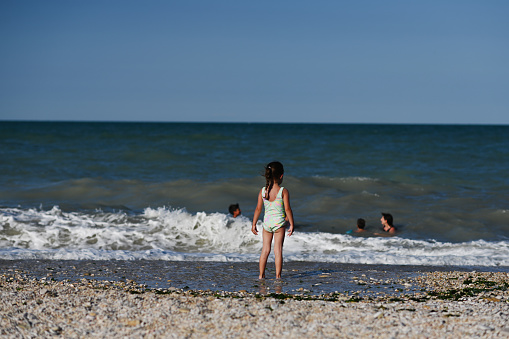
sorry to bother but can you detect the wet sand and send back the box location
[2,260,509,338]
[0,260,509,338]
[2,259,508,296]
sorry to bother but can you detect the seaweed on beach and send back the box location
[428,283,506,301]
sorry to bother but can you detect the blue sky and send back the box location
[1,1,508,124]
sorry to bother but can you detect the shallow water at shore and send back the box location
[3,259,508,296]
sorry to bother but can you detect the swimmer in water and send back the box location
[229,203,241,218]
[375,212,396,236]
[347,218,366,234]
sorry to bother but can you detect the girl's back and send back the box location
[262,186,286,232]
[264,182,282,202]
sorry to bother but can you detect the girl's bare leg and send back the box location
[259,229,273,279]
[273,227,286,279]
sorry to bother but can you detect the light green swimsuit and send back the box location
[262,186,287,232]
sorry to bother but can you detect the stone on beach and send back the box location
[1,270,508,338]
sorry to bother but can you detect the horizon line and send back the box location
[1,119,508,127]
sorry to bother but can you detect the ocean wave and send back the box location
[1,206,508,266]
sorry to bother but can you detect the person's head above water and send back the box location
[357,218,366,230]
[381,213,393,227]
[263,161,284,199]
[229,203,241,218]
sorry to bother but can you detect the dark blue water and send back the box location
[1,121,508,266]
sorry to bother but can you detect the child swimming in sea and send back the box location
[251,161,295,279]
[346,218,366,234]
[228,203,241,218]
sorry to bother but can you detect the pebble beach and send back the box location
[1,261,508,338]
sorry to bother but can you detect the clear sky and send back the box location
[1,1,508,124]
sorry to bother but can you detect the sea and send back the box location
[1,121,508,268]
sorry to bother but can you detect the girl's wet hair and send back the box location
[264,161,284,199]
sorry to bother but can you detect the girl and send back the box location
[251,161,295,279]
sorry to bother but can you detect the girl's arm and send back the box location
[251,189,263,235]
[282,188,294,236]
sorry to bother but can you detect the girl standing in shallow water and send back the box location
[252,161,295,279]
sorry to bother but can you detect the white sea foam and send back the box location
[1,206,508,266]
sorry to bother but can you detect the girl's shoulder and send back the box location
[281,186,289,196]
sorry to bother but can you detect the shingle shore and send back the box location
[1,271,508,338]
